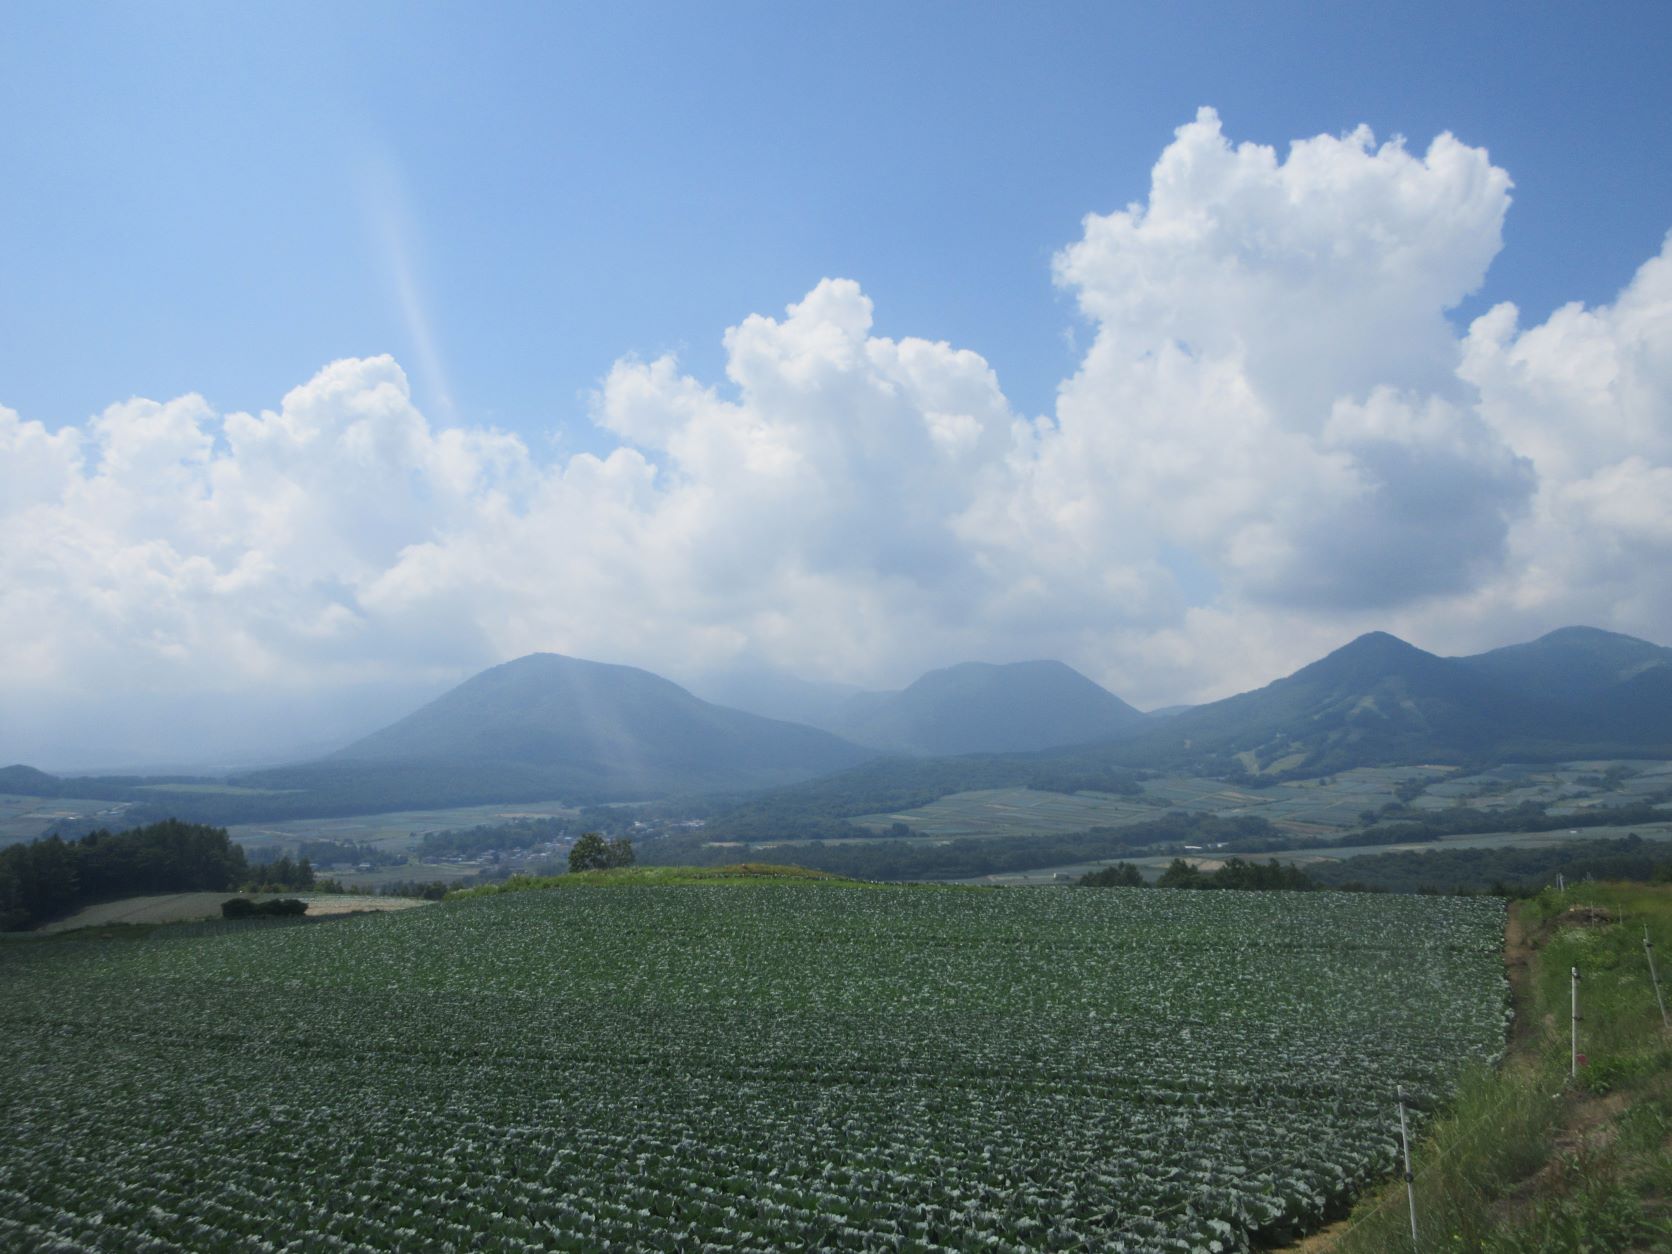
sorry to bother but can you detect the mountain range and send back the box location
[1112,625,1672,777]
[4,625,1670,821]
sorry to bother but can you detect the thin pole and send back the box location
[1557,873,1565,892]
[1397,1085,1418,1251]
[1571,966,1581,1080]
[1647,927,1670,1030]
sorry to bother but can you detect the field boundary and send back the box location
[1296,883,1672,1251]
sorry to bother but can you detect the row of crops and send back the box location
[0,885,1509,1251]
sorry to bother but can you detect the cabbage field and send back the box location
[0,884,1508,1251]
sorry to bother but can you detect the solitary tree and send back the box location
[569,834,635,873]
[569,833,611,872]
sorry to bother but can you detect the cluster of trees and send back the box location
[1077,858,1319,891]
[1313,835,1672,895]
[244,852,316,892]
[1075,837,1672,898]
[376,880,454,901]
[0,820,250,931]
[568,834,635,873]
[221,897,308,919]
[1155,857,1318,891]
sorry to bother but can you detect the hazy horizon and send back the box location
[4,5,1671,770]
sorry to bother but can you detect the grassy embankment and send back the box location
[1315,882,1672,1251]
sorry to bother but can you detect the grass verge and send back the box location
[1311,882,1672,1251]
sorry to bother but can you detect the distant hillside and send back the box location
[1457,626,1672,742]
[0,656,877,822]
[830,660,1148,755]
[1113,627,1672,776]
[7,627,1668,825]
[720,625,1672,834]
[255,653,874,801]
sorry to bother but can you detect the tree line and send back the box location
[0,819,310,931]
[1310,834,1672,895]
[1078,857,1319,891]
[1346,796,1671,847]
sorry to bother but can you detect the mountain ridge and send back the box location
[4,625,1669,823]
[1106,626,1672,776]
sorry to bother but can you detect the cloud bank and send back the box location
[3,108,1669,764]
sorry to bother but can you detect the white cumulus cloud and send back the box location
[2,111,1669,766]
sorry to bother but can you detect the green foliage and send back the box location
[1207,856,1317,891]
[1332,884,1672,1252]
[1077,862,1144,887]
[1313,835,1672,895]
[0,819,249,931]
[377,880,453,901]
[1080,854,1317,891]
[220,897,308,920]
[0,885,1506,1249]
[568,833,634,873]
[244,853,315,892]
[1350,797,1671,847]
[1156,858,1206,888]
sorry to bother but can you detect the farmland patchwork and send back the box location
[0,887,1508,1251]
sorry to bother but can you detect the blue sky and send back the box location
[3,3,1672,767]
[5,3,1669,438]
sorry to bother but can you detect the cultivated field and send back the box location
[843,761,1672,872]
[852,766,1457,844]
[972,821,1672,887]
[0,794,132,847]
[228,799,581,861]
[853,786,1161,838]
[0,883,1507,1250]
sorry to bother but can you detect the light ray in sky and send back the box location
[360,156,457,426]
